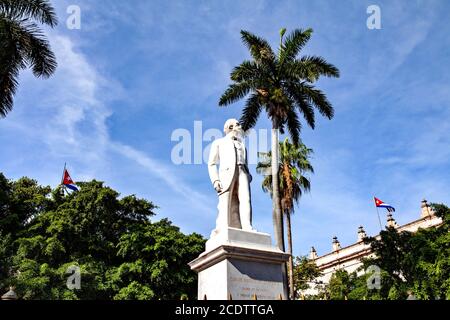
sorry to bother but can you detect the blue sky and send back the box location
[1,0,449,257]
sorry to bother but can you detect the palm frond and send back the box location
[295,94,315,129]
[240,30,275,63]
[298,176,311,192]
[280,60,308,82]
[0,0,57,117]
[285,82,327,129]
[0,18,24,117]
[300,55,340,79]
[230,60,260,82]
[285,108,301,145]
[240,93,263,131]
[2,18,56,78]
[0,59,20,117]
[282,57,339,84]
[261,175,273,195]
[218,82,251,106]
[280,28,313,64]
[0,0,57,27]
[20,22,56,77]
[301,85,334,119]
[259,138,314,214]
[295,158,314,175]
[257,138,314,213]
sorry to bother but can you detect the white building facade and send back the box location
[305,200,443,295]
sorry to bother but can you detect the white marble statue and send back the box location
[208,119,253,234]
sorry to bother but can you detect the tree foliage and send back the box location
[327,269,355,300]
[0,173,205,300]
[0,0,57,117]
[219,27,339,253]
[362,203,449,299]
[257,138,313,215]
[311,204,449,300]
[316,269,395,300]
[292,256,322,294]
[257,138,314,299]
[219,28,339,139]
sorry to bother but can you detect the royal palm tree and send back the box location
[0,0,57,117]
[219,28,339,254]
[257,138,314,300]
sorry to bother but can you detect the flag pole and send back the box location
[61,162,67,196]
[374,196,383,231]
[375,206,383,231]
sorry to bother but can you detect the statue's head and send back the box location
[223,118,239,134]
[224,119,244,139]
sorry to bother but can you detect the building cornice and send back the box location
[312,214,443,268]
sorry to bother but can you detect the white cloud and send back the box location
[2,29,214,222]
[110,142,213,215]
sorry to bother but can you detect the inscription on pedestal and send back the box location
[227,259,283,300]
[229,276,278,299]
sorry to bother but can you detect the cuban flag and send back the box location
[62,169,79,191]
[374,197,395,212]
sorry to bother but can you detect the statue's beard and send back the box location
[229,128,244,140]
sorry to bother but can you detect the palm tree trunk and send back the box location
[271,125,288,298]
[271,127,284,251]
[286,211,295,300]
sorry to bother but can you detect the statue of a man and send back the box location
[208,119,253,234]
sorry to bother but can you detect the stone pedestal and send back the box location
[189,227,289,300]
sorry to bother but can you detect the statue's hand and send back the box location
[213,181,223,193]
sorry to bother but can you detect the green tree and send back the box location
[347,268,395,300]
[415,204,450,299]
[363,203,449,299]
[313,267,396,300]
[0,173,205,300]
[0,175,51,235]
[320,269,381,300]
[0,173,52,290]
[292,256,322,298]
[327,269,355,300]
[219,28,339,256]
[257,138,314,299]
[112,219,205,300]
[302,204,449,300]
[0,0,57,117]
